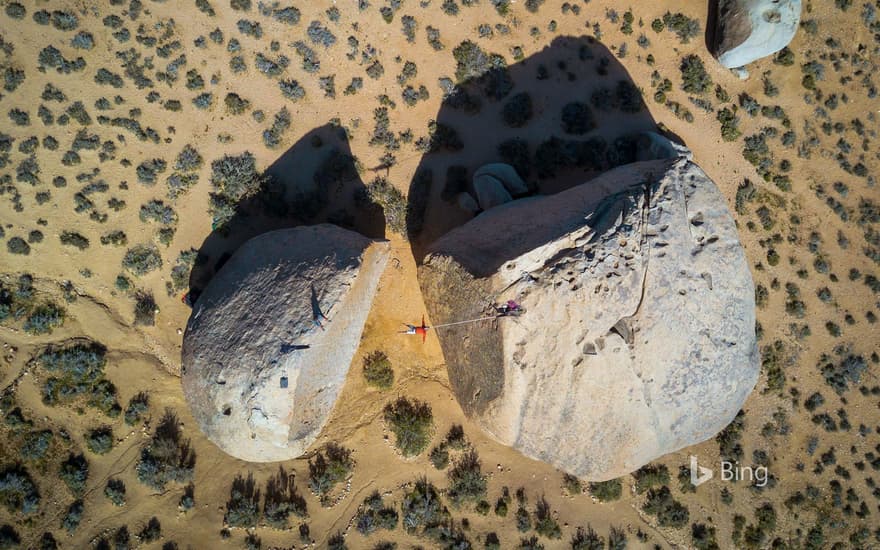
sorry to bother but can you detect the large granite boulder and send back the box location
[419,149,758,480]
[182,225,389,462]
[713,0,802,68]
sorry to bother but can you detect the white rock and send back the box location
[472,175,513,211]
[455,192,480,214]
[419,153,758,480]
[474,163,529,196]
[713,0,802,69]
[182,225,389,462]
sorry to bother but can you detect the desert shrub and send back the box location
[19,430,53,461]
[383,396,433,456]
[192,92,213,109]
[362,351,393,388]
[642,486,689,527]
[307,20,335,47]
[560,102,596,134]
[178,482,195,511]
[133,290,157,326]
[59,453,89,496]
[138,517,161,542]
[263,107,291,148]
[401,477,449,533]
[365,177,407,234]
[820,353,866,394]
[589,478,621,501]
[571,525,604,549]
[136,158,167,185]
[3,67,24,93]
[6,237,30,255]
[23,302,65,335]
[36,342,120,415]
[105,478,126,506]
[136,409,195,490]
[430,444,450,469]
[680,55,711,94]
[123,244,162,275]
[224,93,250,114]
[308,443,353,501]
[86,425,114,455]
[447,449,486,504]
[263,466,307,527]
[634,464,669,493]
[662,12,700,42]
[717,410,745,461]
[717,107,741,142]
[533,495,561,538]
[124,392,149,425]
[0,465,40,514]
[357,491,398,534]
[502,92,533,128]
[59,231,89,250]
[209,152,265,228]
[224,472,260,527]
[100,230,128,247]
[61,499,83,532]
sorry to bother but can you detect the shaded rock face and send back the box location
[182,225,389,462]
[419,154,758,480]
[713,0,801,68]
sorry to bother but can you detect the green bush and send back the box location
[363,351,394,389]
[124,392,149,425]
[383,396,433,456]
[36,342,120,415]
[662,12,700,43]
[0,465,40,514]
[633,464,669,493]
[560,102,596,135]
[61,499,83,532]
[447,449,486,504]
[680,55,711,94]
[533,495,561,538]
[123,244,163,275]
[133,290,157,326]
[136,409,195,490]
[642,486,689,528]
[224,472,260,527]
[589,478,621,501]
[19,430,53,461]
[308,443,353,502]
[502,93,533,128]
[401,478,449,534]
[59,453,89,496]
[356,491,399,534]
[104,478,126,506]
[86,425,114,454]
[23,302,65,335]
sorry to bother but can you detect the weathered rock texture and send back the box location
[713,0,802,68]
[182,225,389,462]
[419,152,758,480]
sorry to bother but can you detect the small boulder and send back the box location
[474,163,529,196]
[713,0,802,69]
[455,192,480,214]
[472,175,513,211]
[182,225,389,462]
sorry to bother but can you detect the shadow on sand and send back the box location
[187,124,385,300]
[403,35,664,266]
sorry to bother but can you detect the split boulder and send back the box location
[182,225,389,462]
[419,148,758,480]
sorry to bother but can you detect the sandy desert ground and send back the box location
[0,0,878,548]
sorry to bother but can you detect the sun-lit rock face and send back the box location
[713,0,802,69]
[419,143,758,480]
[182,225,388,462]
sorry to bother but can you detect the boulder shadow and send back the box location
[188,124,385,301]
[404,35,664,267]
